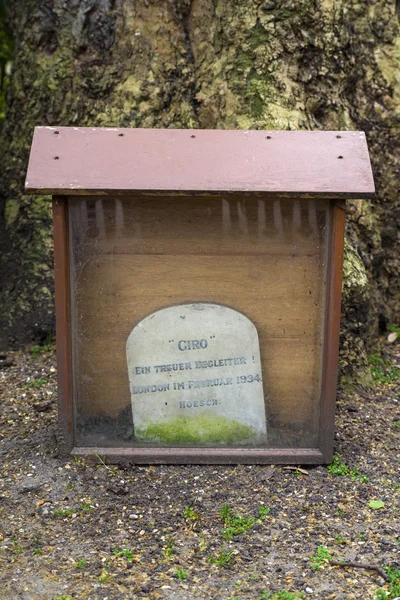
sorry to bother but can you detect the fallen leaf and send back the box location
[261,465,275,481]
[369,500,385,510]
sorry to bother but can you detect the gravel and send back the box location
[0,345,399,600]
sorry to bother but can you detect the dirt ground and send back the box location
[0,344,399,600]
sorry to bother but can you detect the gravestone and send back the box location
[126,303,266,445]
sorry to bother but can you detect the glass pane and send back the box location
[69,196,330,448]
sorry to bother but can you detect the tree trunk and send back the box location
[1,0,399,383]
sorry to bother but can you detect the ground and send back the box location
[0,344,399,600]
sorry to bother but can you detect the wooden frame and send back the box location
[27,128,374,464]
[51,196,344,464]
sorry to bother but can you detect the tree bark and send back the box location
[0,0,399,383]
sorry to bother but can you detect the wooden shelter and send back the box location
[25,127,375,463]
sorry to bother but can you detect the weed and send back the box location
[359,532,366,540]
[112,548,134,562]
[388,323,400,337]
[22,377,48,388]
[327,453,368,482]
[327,453,351,476]
[358,474,370,483]
[337,508,345,516]
[258,506,271,520]
[220,504,231,520]
[175,567,188,581]
[33,547,42,555]
[66,482,74,491]
[393,421,400,428]
[163,537,174,558]
[368,353,400,385]
[78,501,94,513]
[11,540,22,554]
[310,545,333,570]
[75,559,87,569]
[53,508,75,518]
[52,596,74,600]
[72,455,85,467]
[334,534,346,545]
[94,454,119,474]
[375,567,400,599]
[220,504,255,540]
[208,547,234,567]
[53,502,94,518]
[31,339,54,358]
[183,505,199,521]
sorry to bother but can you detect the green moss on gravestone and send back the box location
[136,414,254,444]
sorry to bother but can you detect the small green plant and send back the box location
[11,539,22,554]
[327,453,368,482]
[53,502,94,518]
[52,596,74,600]
[66,482,74,491]
[337,508,345,516]
[53,508,75,518]
[208,547,234,567]
[74,559,87,569]
[359,532,366,540]
[393,421,400,428]
[310,545,333,570]
[334,534,346,545]
[112,548,134,562]
[22,377,49,388]
[33,547,42,555]
[327,453,351,476]
[94,453,119,474]
[388,323,400,337]
[220,504,255,540]
[175,567,188,581]
[31,340,54,358]
[78,501,95,514]
[368,353,400,385]
[258,505,271,520]
[374,567,400,599]
[163,537,174,558]
[183,505,199,521]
